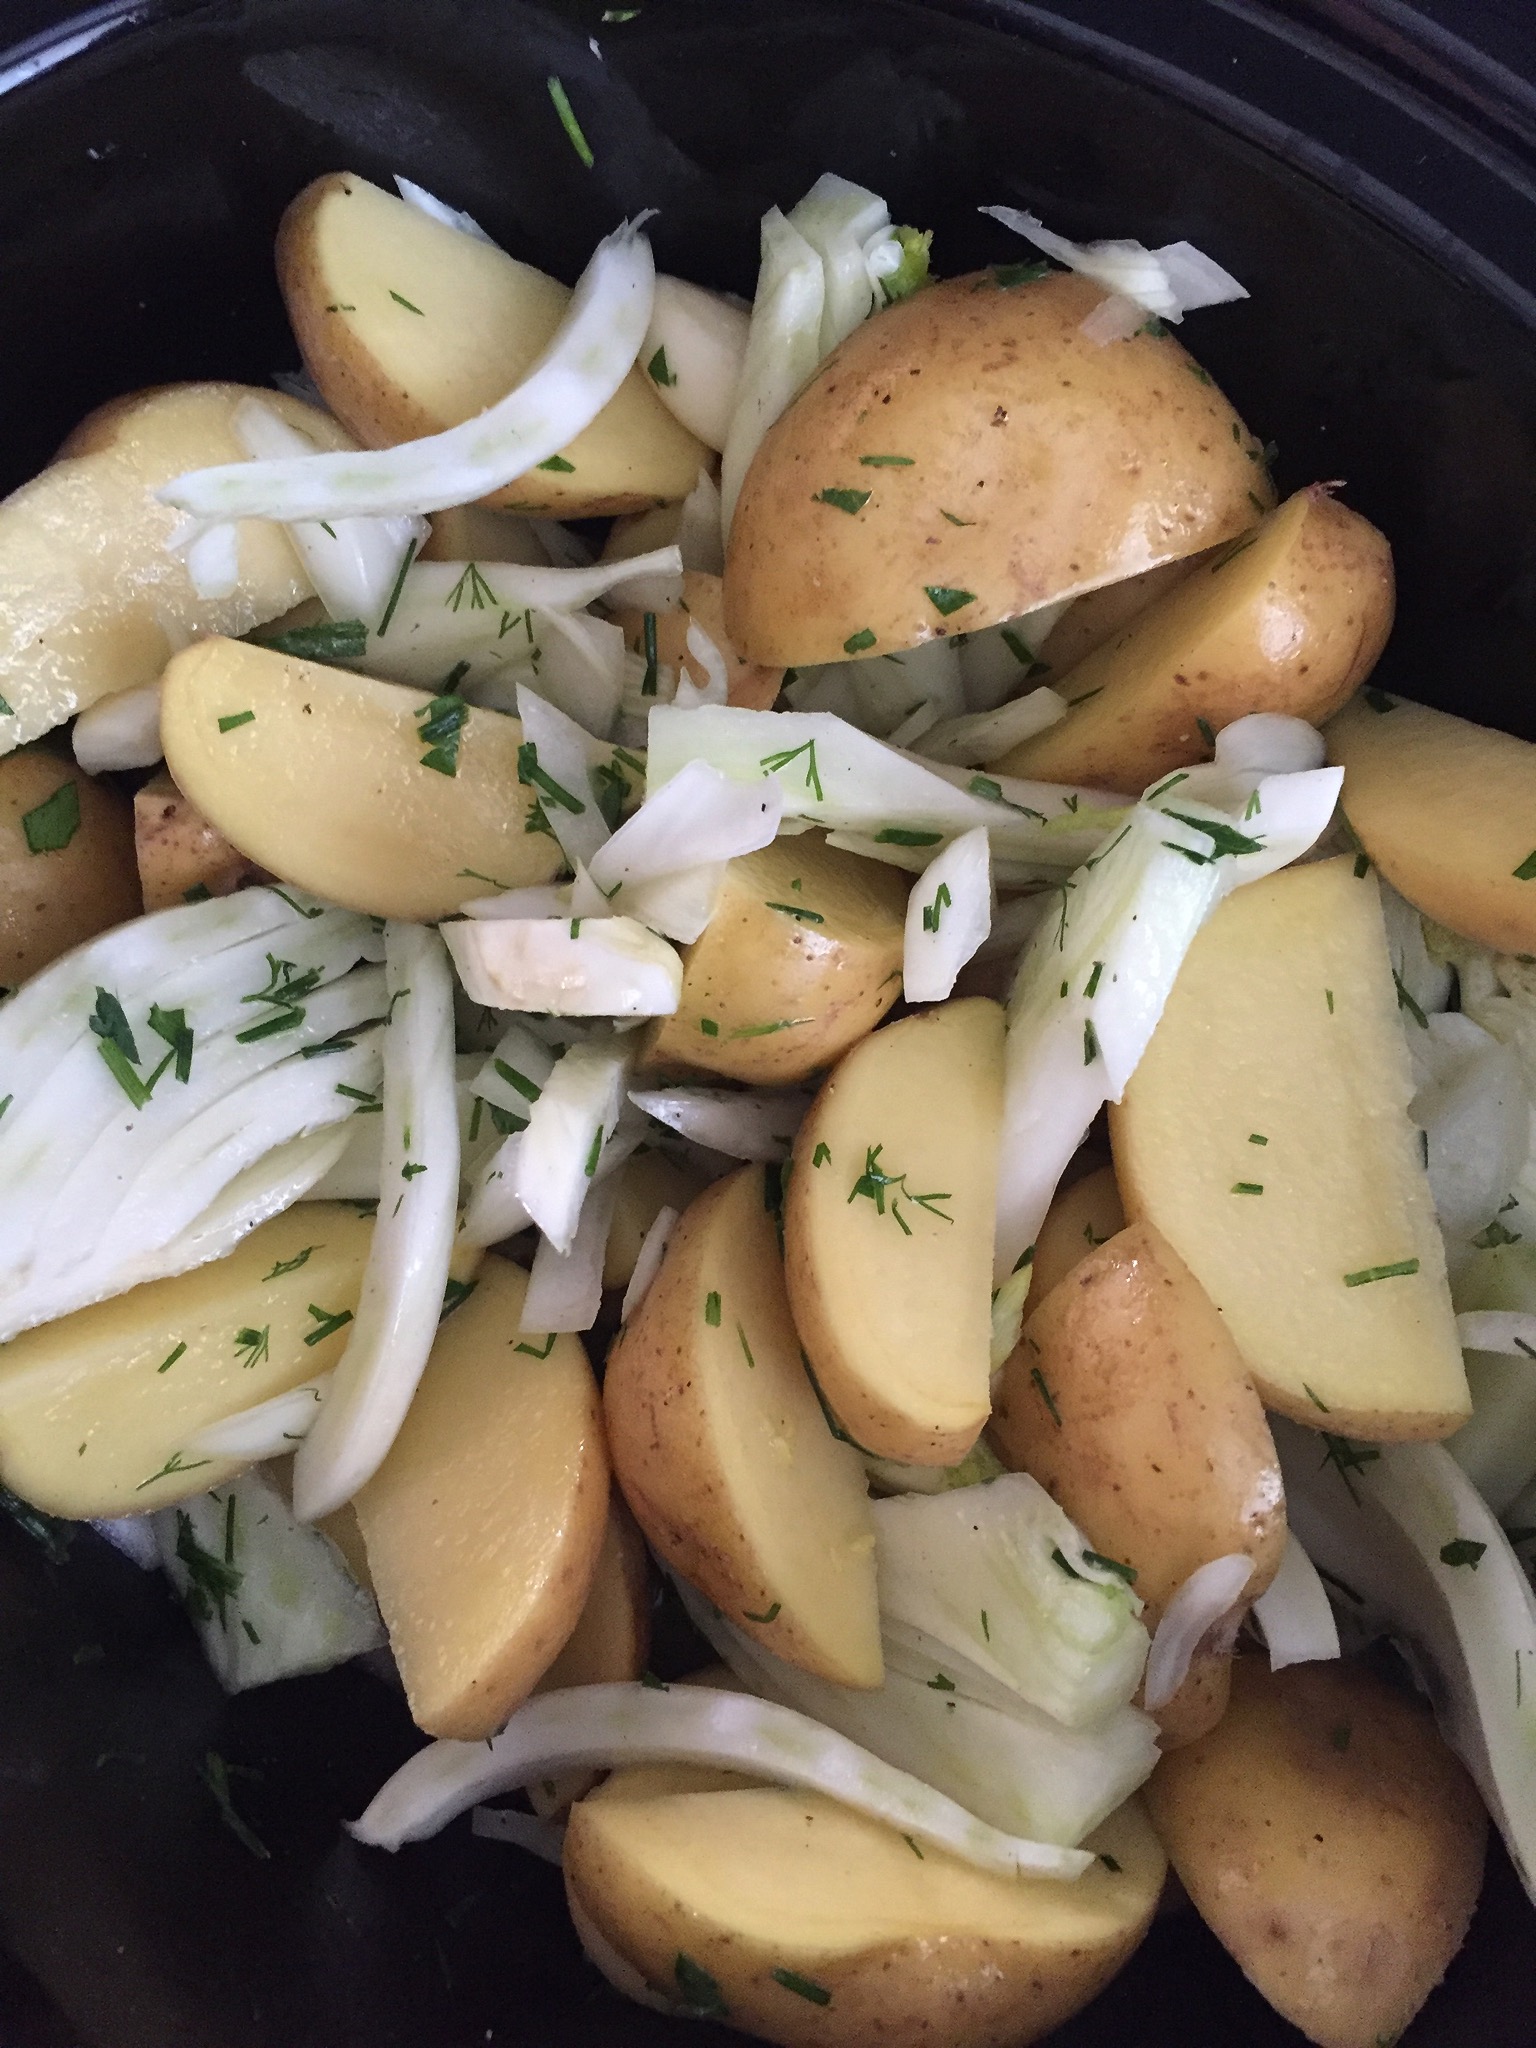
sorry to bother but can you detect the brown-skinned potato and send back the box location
[611,571,785,711]
[133,768,263,913]
[0,750,140,984]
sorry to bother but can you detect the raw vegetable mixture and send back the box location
[0,137,1530,2048]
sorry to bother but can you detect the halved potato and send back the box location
[1111,858,1468,1439]
[604,1164,881,1688]
[602,1148,708,1292]
[133,767,263,913]
[724,269,1272,667]
[353,1255,609,1740]
[611,570,785,711]
[159,635,560,921]
[0,383,352,751]
[277,172,706,516]
[536,1500,652,1693]
[640,832,907,1085]
[1026,1160,1124,1307]
[1327,691,1536,953]
[418,504,548,564]
[1036,554,1209,675]
[1145,1657,1487,2048]
[997,488,1394,793]
[1,750,140,985]
[0,1204,372,1517]
[785,1000,1005,1465]
[566,1772,1164,2048]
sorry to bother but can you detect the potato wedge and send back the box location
[640,833,906,1084]
[602,1148,707,1291]
[418,503,547,564]
[604,1164,881,1688]
[1112,859,1468,1439]
[566,1773,1164,2048]
[997,489,1394,793]
[536,1500,652,1692]
[0,1204,371,1518]
[784,1000,1004,1465]
[612,571,785,711]
[159,636,560,921]
[133,768,263,913]
[724,269,1271,667]
[1327,691,1536,953]
[1036,554,1209,675]
[277,172,705,516]
[353,1255,608,1740]
[0,383,351,751]
[1145,1657,1486,2048]
[1025,1160,1124,1307]
[0,750,140,986]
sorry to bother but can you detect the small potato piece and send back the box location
[1327,692,1536,954]
[133,768,262,913]
[1026,1161,1124,1307]
[640,833,907,1085]
[536,1500,652,1692]
[0,751,139,984]
[159,636,560,921]
[1112,859,1468,1440]
[998,489,1394,793]
[419,504,548,564]
[353,1255,609,1740]
[786,1000,1005,1465]
[725,269,1271,667]
[1036,555,1209,675]
[566,1777,1164,2048]
[0,382,352,751]
[994,1222,1286,1621]
[278,172,705,517]
[0,1205,371,1518]
[1145,1657,1487,2048]
[612,571,785,711]
[602,1149,707,1291]
[604,1165,881,1688]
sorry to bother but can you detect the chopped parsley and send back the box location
[704,1291,722,1327]
[233,1325,270,1369]
[743,1601,781,1624]
[843,628,876,654]
[389,290,424,314]
[303,1303,354,1346]
[1342,1259,1420,1287]
[848,1143,952,1233]
[673,1954,727,2018]
[1514,851,1536,883]
[517,741,586,814]
[216,711,255,734]
[814,487,870,515]
[771,1969,831,2008]
[812,1142,831,1168]
[537,454,576,473]
[21,780,81,853]
[1440,1538,1487,1570]
[923,584,976,617]
[415,693,469,776]
[646,344,676,387]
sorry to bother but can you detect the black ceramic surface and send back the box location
[1,3,1535,2043]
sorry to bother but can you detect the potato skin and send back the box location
[725,269,1271,667]
[999,487,1394,793]
[1025,1160,1124,1307]
[1145,1657,1487,2048]
[641,833,906,1085]
[0,750,140,986]
[133,768,263,912]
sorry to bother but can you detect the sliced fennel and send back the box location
[393,174,497,245]
[864,1436,1007,1498]
[914,688,1068,769]
[514,683,617,873]
[720,207,825,532]
[154,1467,382,1691]
[1410,1012,1527,1253]
[442,917,682,1018]
[627,1085,808,1163]
[291,923,459,1522]
[160,222,656,524]
[514,1038,631,1255]
[520,1117,641,1331]
[1250,1533,1341,1673]
[980,207,1247,332]
[1141,1555,1254,1711]
[790,173,902,356]
[994,760,1342,1280]
[189,1376,330,1462]
[350,1681,1092,1878]
[903,826,992,1004]
[588,759,781,904]
[620,1204,678,1323]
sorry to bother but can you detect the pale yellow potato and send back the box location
[602,1148,708,1291]
[353,1255,608,1740]
[1025,1160,1124,1307]
[600,502,683,562]
[1145,1657,1487,2048]
[1327,691,1536,953]
[1036,554,1210,675]
[0,1205,371,1518]
[784,1000,1004,1465]
[277,172,705,516]
[566,1772,1164,2048]
[536,1500,652,1692]
[159,635,560,921]
[0,750,140,986]
[133,767,263,913]
[724,269,1272,668]
[1112,858,1468,1439]
[0,382,351,751]
[604,1164,881,1688]
[612,570,785,711]
[640,833,907,1085]
[998,488,1394,793]
[418,504,547,564]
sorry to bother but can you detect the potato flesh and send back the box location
[0,750,140,985]
[277,173,705,517]
[159,636,560,921]
[998,488,1395,793]
[1145,1658,1487,2048]
[565,1779,1163,2048]
[601,1148,706,1291]
[0,383,350,750]
[1327,691,1536,953]
[0,1205,372,1517]
[724,269,1272,667]
[133,768,262,913]
[640,833,907,1084]
[785,1000,1004,1465]
[1111,858,1468,1438]
[994,1221,1286,1621]
[353,1255,609,1740]
[535,1502,651,1693]
[604,1165,882,1688]
[1025,1160,1124,1307]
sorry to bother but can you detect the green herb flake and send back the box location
[1514,851,1536,882]
[401,1161,428,1181]
[517,740,585,814]
[924,584,977,618]
[991,259,1050,289]
[135,1450,211,1493]
[922,882,952,933]
[198,1750,269,1860]
[415,693,470,777]
[874,827,942,847]
[1343,1259,1420,1287]
[1051,1545,1086,1580]
[646,344,676,387]
[183,883,212,903]
[848,1143,952,1233]
[737,1323,756,1369]
[217,711,255,734]
[766,900,825,924]
[583,1128,603,1178]
[1326,988,1335,1014]
[1083,1020,1100,1066]
[157,1341,187,1375]
[21,780,81,853]
[771,1969,831,2008]
[1440,1538,1488,1570]
[812,1142,832,1168]
[537,454,576,473]
[926,1672,956,1692]
[388,289,424,314]
[174,1507,243,1627]
[513,1332,557,1358]
[815,487,870,515]
[1393,971,1429,1028]
[904,1833,924,1858]
[1363,687,1397,714]
[546,75,595,166]
[234,1325,270,1369]
[1099,1851,1124,1872]
[1303,1383,1331,1413]
[743,1601,781,1624]
[303,1303,354,1347]
[1084,1550,1138,1584]
[843,627,877,653]
[1195,716,1216,748]
[704,1291,722,1327]
[1249,1133,1268,1146]
[441,1277,477,1320]
[699,1017,720,1037]
[1231,1181,1264,1195]
[674,1954,727,2018]
[859,453,914,467]
[1029,1365,1062,1427]
[1320,1434,1382,1505]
